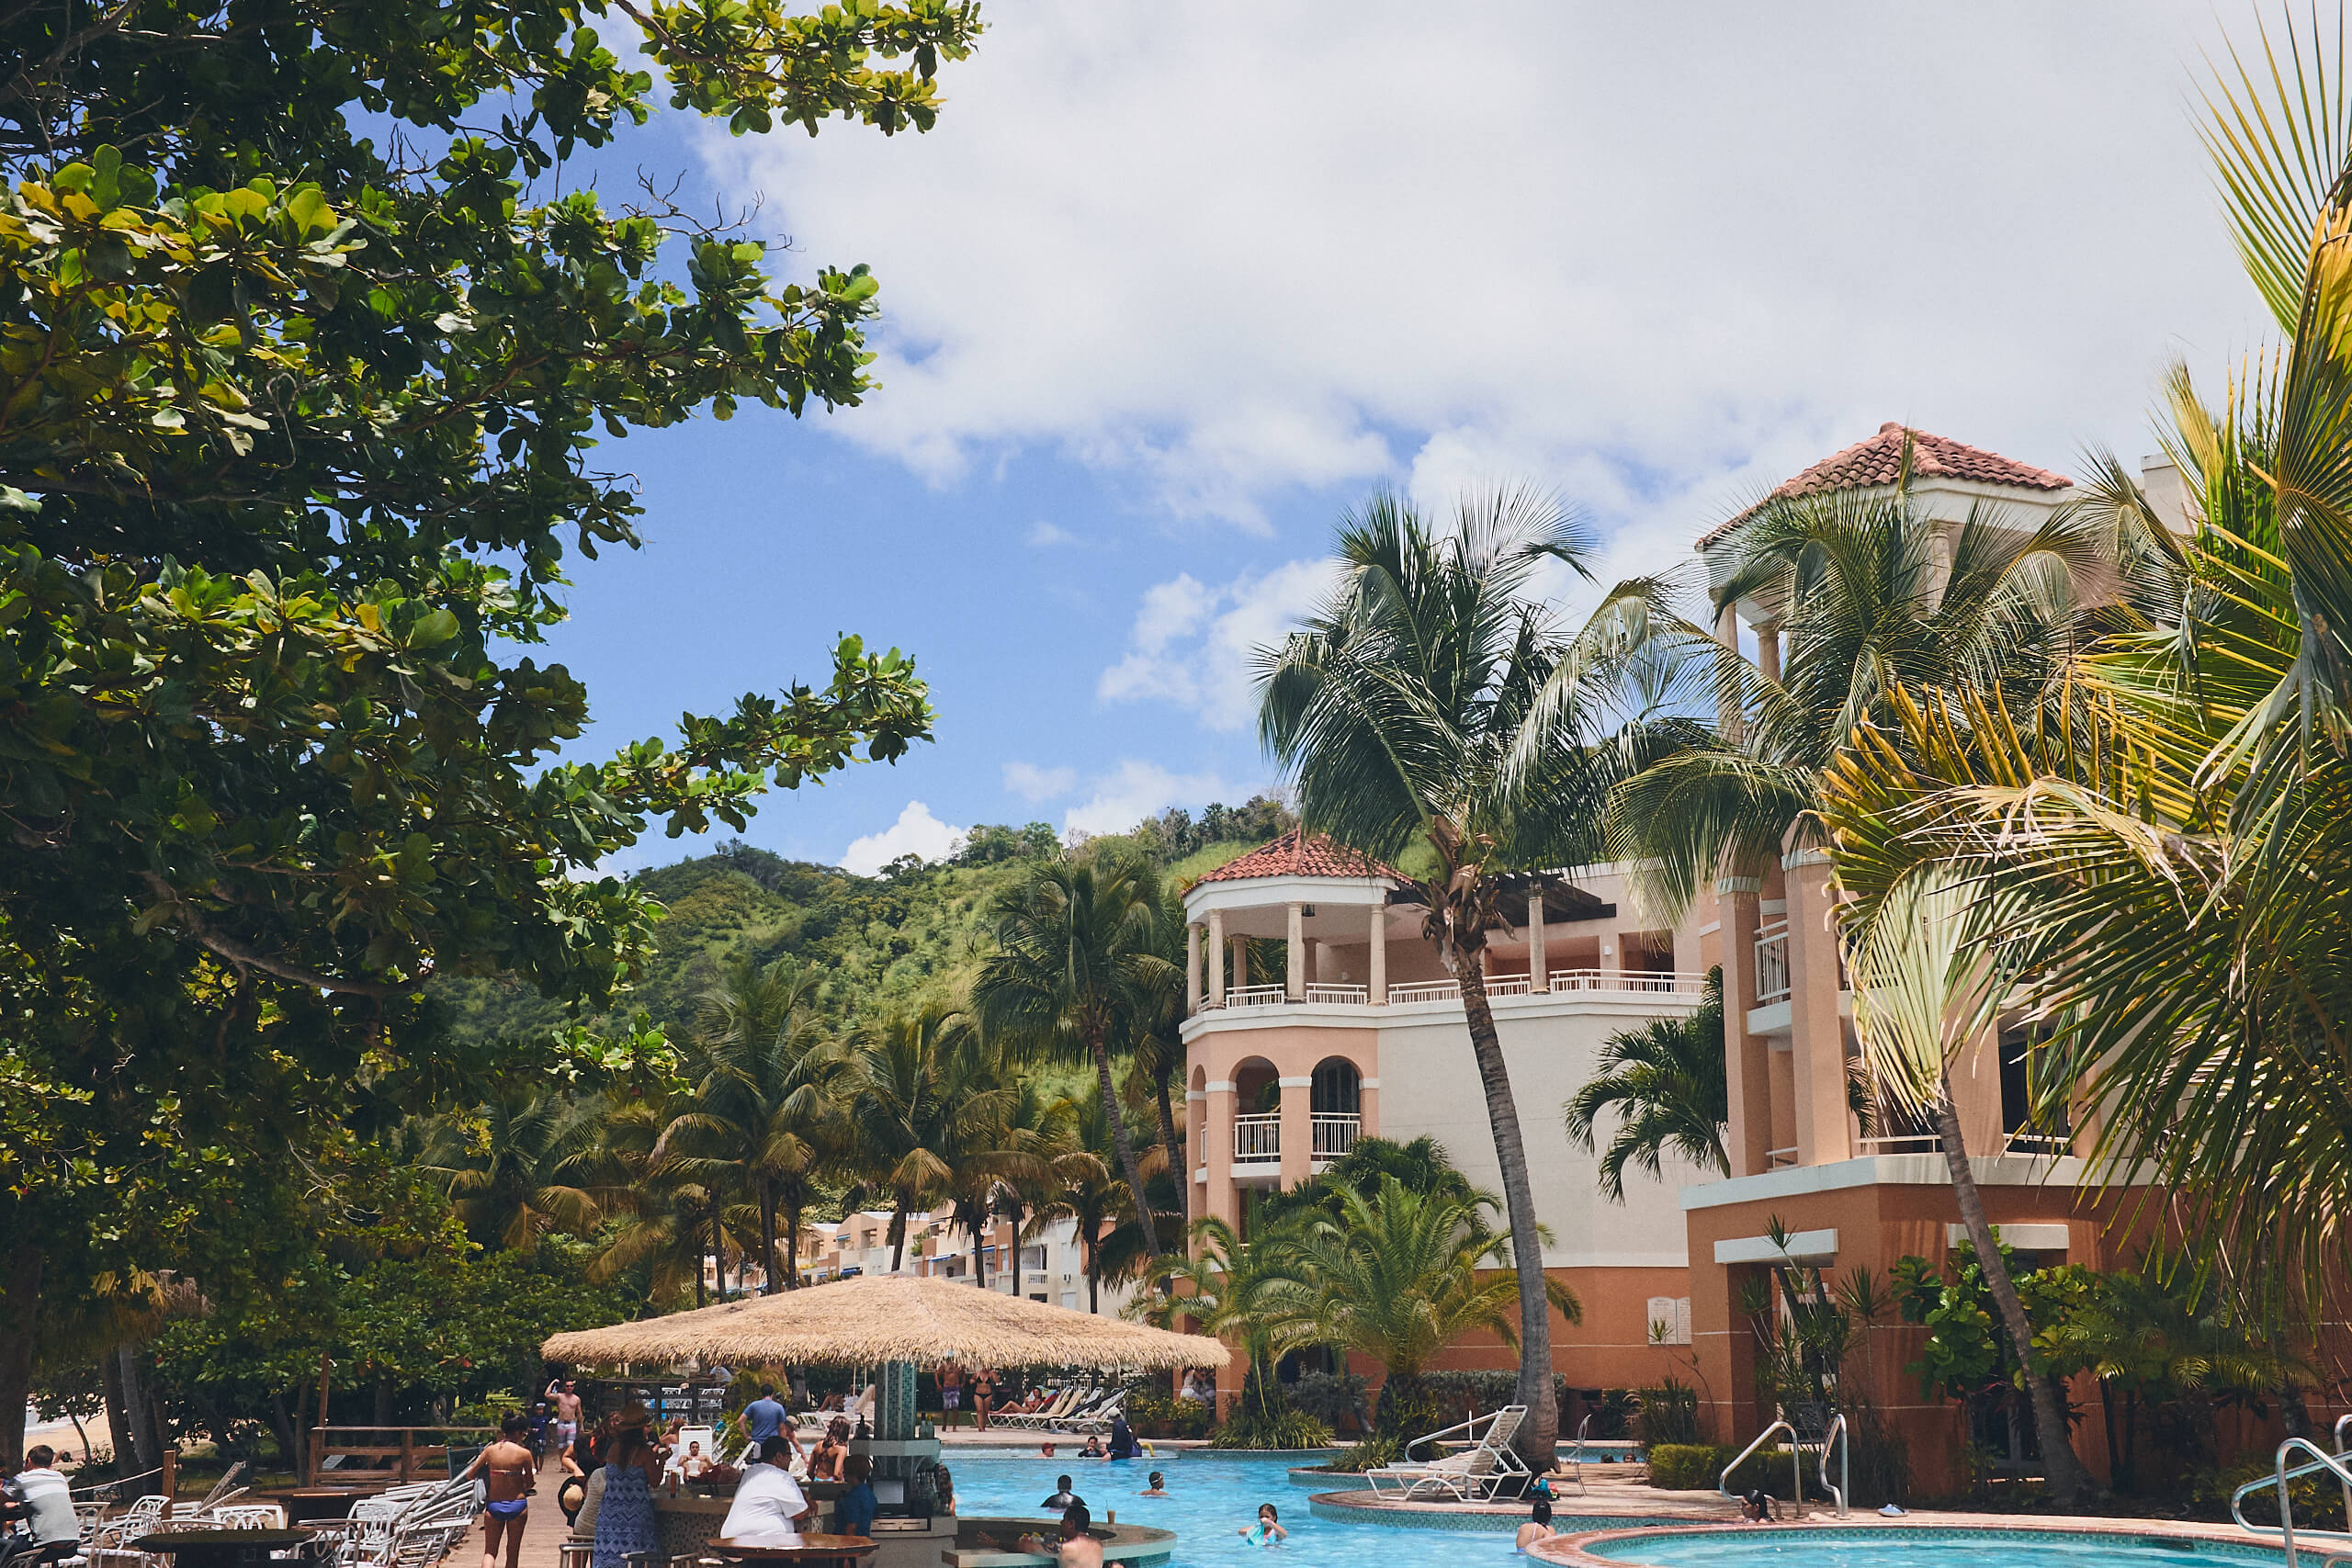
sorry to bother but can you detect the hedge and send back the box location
[1648,1444,1817,1498]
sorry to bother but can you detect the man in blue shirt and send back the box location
[742,1385,788,1454]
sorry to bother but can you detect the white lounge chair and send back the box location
[1064,1392,1126,1436]
[1364,1404,1531,1502]
[998,1386,1085,1429]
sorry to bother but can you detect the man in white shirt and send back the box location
[0,1447,76,1568]
[719,1439,813,1540]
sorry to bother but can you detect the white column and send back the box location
[1232,934,1249,989]
[1206,908,1226,1007]
[1368,904,1387,1005]
[1285,902,1306,1000]
[1527,889,1546,990]
[1185,921,1202,1015]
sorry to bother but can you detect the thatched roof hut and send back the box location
[542,1275,1228,1371]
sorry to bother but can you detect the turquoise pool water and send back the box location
[946,1450,1555,1565]
[1586,1525,2287,1568]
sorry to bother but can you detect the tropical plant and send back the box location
[844,1006,1021,1273]
[417,1089,608,1254]
[1258,1134,1491,1230]
[971,852,1182,1256]
[668,955,845,1292]
[1257,485,1695,1459]
[589,1088,727,1305]
[1565,967,1729,1200]
[1133,1214,1307,1429]
[1256,1173,1580,1442]
[1029,1095,1152,1314]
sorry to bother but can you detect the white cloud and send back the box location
[1002,760,1077,802]
[840,800,967,875]
[1098,559,1338,730]
[1062,760,1232,838]
[703,1,2254,540]
[1027,521,1080,547]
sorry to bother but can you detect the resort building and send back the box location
[1178,829,1721,1405]
[781,1210,1139,1317]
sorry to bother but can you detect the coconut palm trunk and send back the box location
[1089,1020,1159,1247]
[1454,961,1559,1455]
[1929,1071,2090,1505]
[1153,1072,1187,1228]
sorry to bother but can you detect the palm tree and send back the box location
[845,1005,1028,1273]
[1564,968,1729,1201]
[1259,1134,1490,1230]
[1123,919,1191,1229]
[971,853,1181,1256]
[1030,1093,1154,1313]
[671,955,844,1291]
[1817,12,2352,1470]
[1256,485,1689,1460]
[591,1088,726,1305]
[418,1087,607,1253]
[1134,1213,1306,1424]
[1258,1173,1580,1441]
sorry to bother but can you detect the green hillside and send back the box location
[430,797,1296,1053]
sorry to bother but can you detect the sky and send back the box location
[541,1,2273,876]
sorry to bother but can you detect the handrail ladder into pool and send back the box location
[1558,1413,1590,1496]
[1363,1404,1529,1501]
[1717,1419,1804,1521]
[2231,1438,2352,1567]
[1816,1412,1849,1519]
[2338,1414,2352,1524]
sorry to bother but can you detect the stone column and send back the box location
[1756,618,1781,682]
[1206,908,1226,1007]
[1369,904,1387,1003]
[1232,936,1249,989]
[1185,921,1202,1016]
[1784,847,1853,1167]
[1203,1075,1238,1230]
[1715,875,1774,1178]
[1358,1074,1380,1138]
[1285,902,1306,1000]
[1526,890,1547,990]
[1278,1075,1313,1185]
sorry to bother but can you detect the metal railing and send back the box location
[1197,973,1713,1011]
[1220,984,1287,1010]
[1855,1134,1942,1156]
[1303,983,1369,1004]
[1232,1113,1280,1162]
[1754,924,1791,1003]
[1548,969,1708,995]
[2232,1437,2352,1566]
[1559,1413,1591,1495]
[1386,980,1462,1005]
[1720,1419,1806,1519]
[1309,1114,1361,1160]
[1818,1413,1849,1517]
[2002,1128,2074,1156]
[1766,1146,1800,1168]
[1484,976,1535,997]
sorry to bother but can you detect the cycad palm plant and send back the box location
[1564,968,1728,1201]
[1257,1173,1579,1442]
[971,852,1181,1256]
[1256,485,1692,1459]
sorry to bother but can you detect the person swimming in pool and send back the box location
[1515,1498,1555,1552]
[1138,1472,1169,1497]
[1740,1488,1779,1522]
[1238,1503,1286,1547]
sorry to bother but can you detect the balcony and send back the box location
[1204,970,1705,1011]
[1233,1113,1281,1164]
[1311,1113,1362,1161]
[1754,923,1791,1003]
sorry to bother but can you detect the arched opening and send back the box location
[1310,1056,1363,1163]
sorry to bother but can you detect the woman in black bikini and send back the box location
[465,1414,538,1568]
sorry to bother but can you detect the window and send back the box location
[1998,1025,2072,1145]
[1310,1058,1361,1115]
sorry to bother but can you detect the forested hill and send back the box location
[429,798,1296,1053]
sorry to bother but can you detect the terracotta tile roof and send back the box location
[1191,829,1403,886]
[1697,423,2072,548]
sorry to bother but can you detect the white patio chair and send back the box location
[95,1495,167,1549]
[1063,1393,1125,1436]
[995,1386,1082,1430]
[1364,1404,1531,1502]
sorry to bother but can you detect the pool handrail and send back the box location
[1817,1412,1849,1518]
[1719,1418,1804,1520]
[1559,1413,1589,1496]
[2230,1437,2352,1566]
[2338,1415,2352,1525]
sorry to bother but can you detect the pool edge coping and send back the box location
[1530,1516,2309,1567]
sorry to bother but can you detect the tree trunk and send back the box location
[101,1351,135,1476]
[760,1185,779,1295]
[1089,1024,1159,1257]
[972,1223,988,1292]
[119,1347,159,1472]
[888,1204,908,1272]
[1931,1071,2091,1506]
[784,1193,804,1289]
[1455,960,1560,1467]
[1153,1069,1187,1229]
[0,1243,40,1461]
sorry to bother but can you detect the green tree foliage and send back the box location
[1564,969,1729,1200]
[0,0,975,1449]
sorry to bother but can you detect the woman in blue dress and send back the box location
[592,1422,663,1568]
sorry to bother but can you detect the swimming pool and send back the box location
[1581,1525,2288,1568]
[944,1450,1683,1566]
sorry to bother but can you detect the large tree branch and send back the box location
[139,872,429,998]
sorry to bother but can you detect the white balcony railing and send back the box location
[1483,976,1535,997]
[1233,1113,1280,1163]
[1755,923,1792,1003]
[1855,1134,1942,1156]
[1547,969,1708,996]
[1221,984,1288,1010]
[1311,1114,1362,1160]
[1386,980,1463,1005]
[1766,1145,1800,1168]
[1304,983,1370,1004]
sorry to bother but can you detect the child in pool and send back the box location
[1138,1472,1169,1497]
[1238,1503,1287,1546]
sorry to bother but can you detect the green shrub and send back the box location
[1122,1382,1212,1441]
[1722,1446,1812,1499]
[1331,1434,1404,1472]
[1290,1369,1370,1434]
[1210,1408,1334,1450]
[1645,1443,1723,1490]
[1632,1378,1702,1446]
